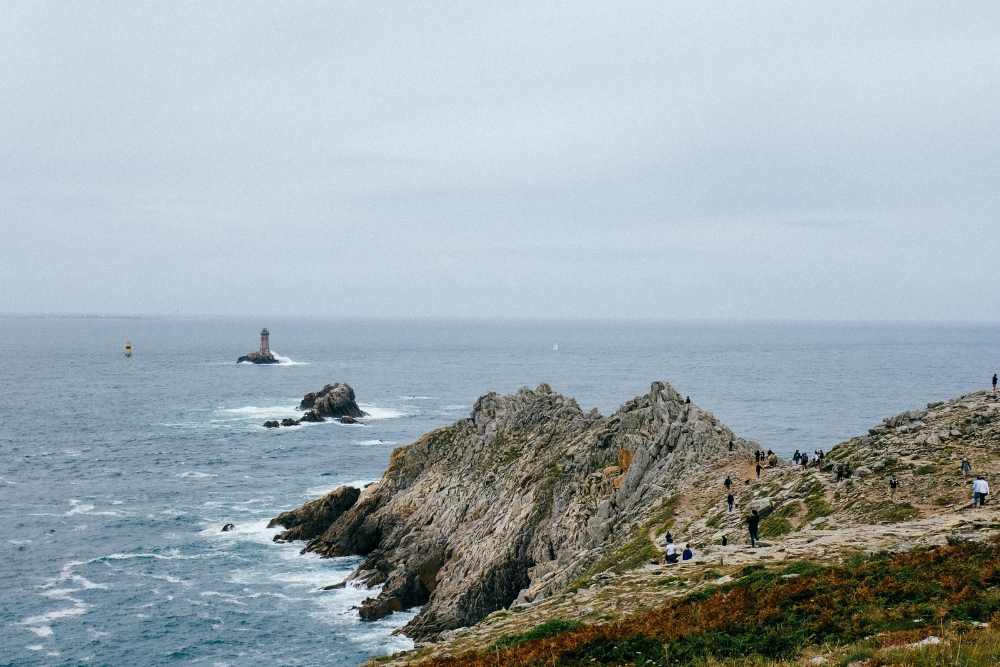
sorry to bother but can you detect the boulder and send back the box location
[299,383,366,419]
[747,497,774,518]
[854,466,872,478]
[268,486,361,542]
[300,410,325,423]
[262,420,280,428]
[280,418,300,427]
[338,416,358,424]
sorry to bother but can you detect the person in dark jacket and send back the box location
[727,493,735,512]
[747,509,760,547]
[724,475,732,491]
[682,544,694,561]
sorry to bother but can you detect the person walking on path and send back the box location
[755,450,761,464]
[724,475,732,491]
[962,459,973,478]
[993,372,998,396]
[973,476,990,507]
[747,510,760,547]
[727,493,735,512]
[793,450,801,465]
[889,474,898,499]
[755,463,762,479]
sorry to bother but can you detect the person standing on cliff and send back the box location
[993,372,998,396]
[724,475,732,491]
[972,476,990,506]
[747,510,760,547]
[962,459,972,478]
[755,462,762,479]
[889,474,898,498]
[727,492,735,512]
[793,450,801,464]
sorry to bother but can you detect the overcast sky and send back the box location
[3,2,999,320]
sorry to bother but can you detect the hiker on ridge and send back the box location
[727,493,735,512]
[747,509,760,547]
[889,474,898,498]
[724,475,732,491]
[972,476,990,507]
[962,459,973,478]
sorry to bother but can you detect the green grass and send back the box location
[804,493,833,522]
[417,539,1000,667]
[491,619,584,649]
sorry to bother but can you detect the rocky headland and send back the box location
[269,382,1000,666]
[262,382,366,428]
[272,381,756,635]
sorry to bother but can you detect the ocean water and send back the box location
[2,316,997,665]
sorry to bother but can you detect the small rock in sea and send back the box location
[322,581,347,590]
[263,420,280,428]
[221,523,235,532]
[338,416,358,424]
[280,418,300,427]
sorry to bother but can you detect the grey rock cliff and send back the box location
[271,381,756,640]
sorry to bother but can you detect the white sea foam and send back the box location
[443,404,469,411]
[21,560,107,642]
[399,395,435,400]
[177,471,218,479]
[218,404,300,419]
[65,500,123,517]
[271,351,308,366]
[354,439,398,447]
[358,404,407,420]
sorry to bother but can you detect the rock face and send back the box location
[268,486,361,542]
[237,351,279,364]
[260,382,366,428]
[299,383,366,419]
[271,381,756,640]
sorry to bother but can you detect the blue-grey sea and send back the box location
[2,316,998,666]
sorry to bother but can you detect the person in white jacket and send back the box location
[972,476,990,507]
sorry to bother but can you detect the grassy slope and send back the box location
[407,539,1000,666]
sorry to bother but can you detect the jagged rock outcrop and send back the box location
[271,381,757,640]
[260,382,366,427]
[300,383,366,419]
[237,351,279,364]
[268,486,361,542]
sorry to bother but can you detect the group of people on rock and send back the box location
[792,449,825,468]
[663,531,694,564]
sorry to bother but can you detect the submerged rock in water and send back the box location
[237,351,279,364]
[262,420,280,429]
[271,381,756,639]
[268,485,361,543]
[299,383,366,419]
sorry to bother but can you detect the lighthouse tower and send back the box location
[260,328,270,355]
